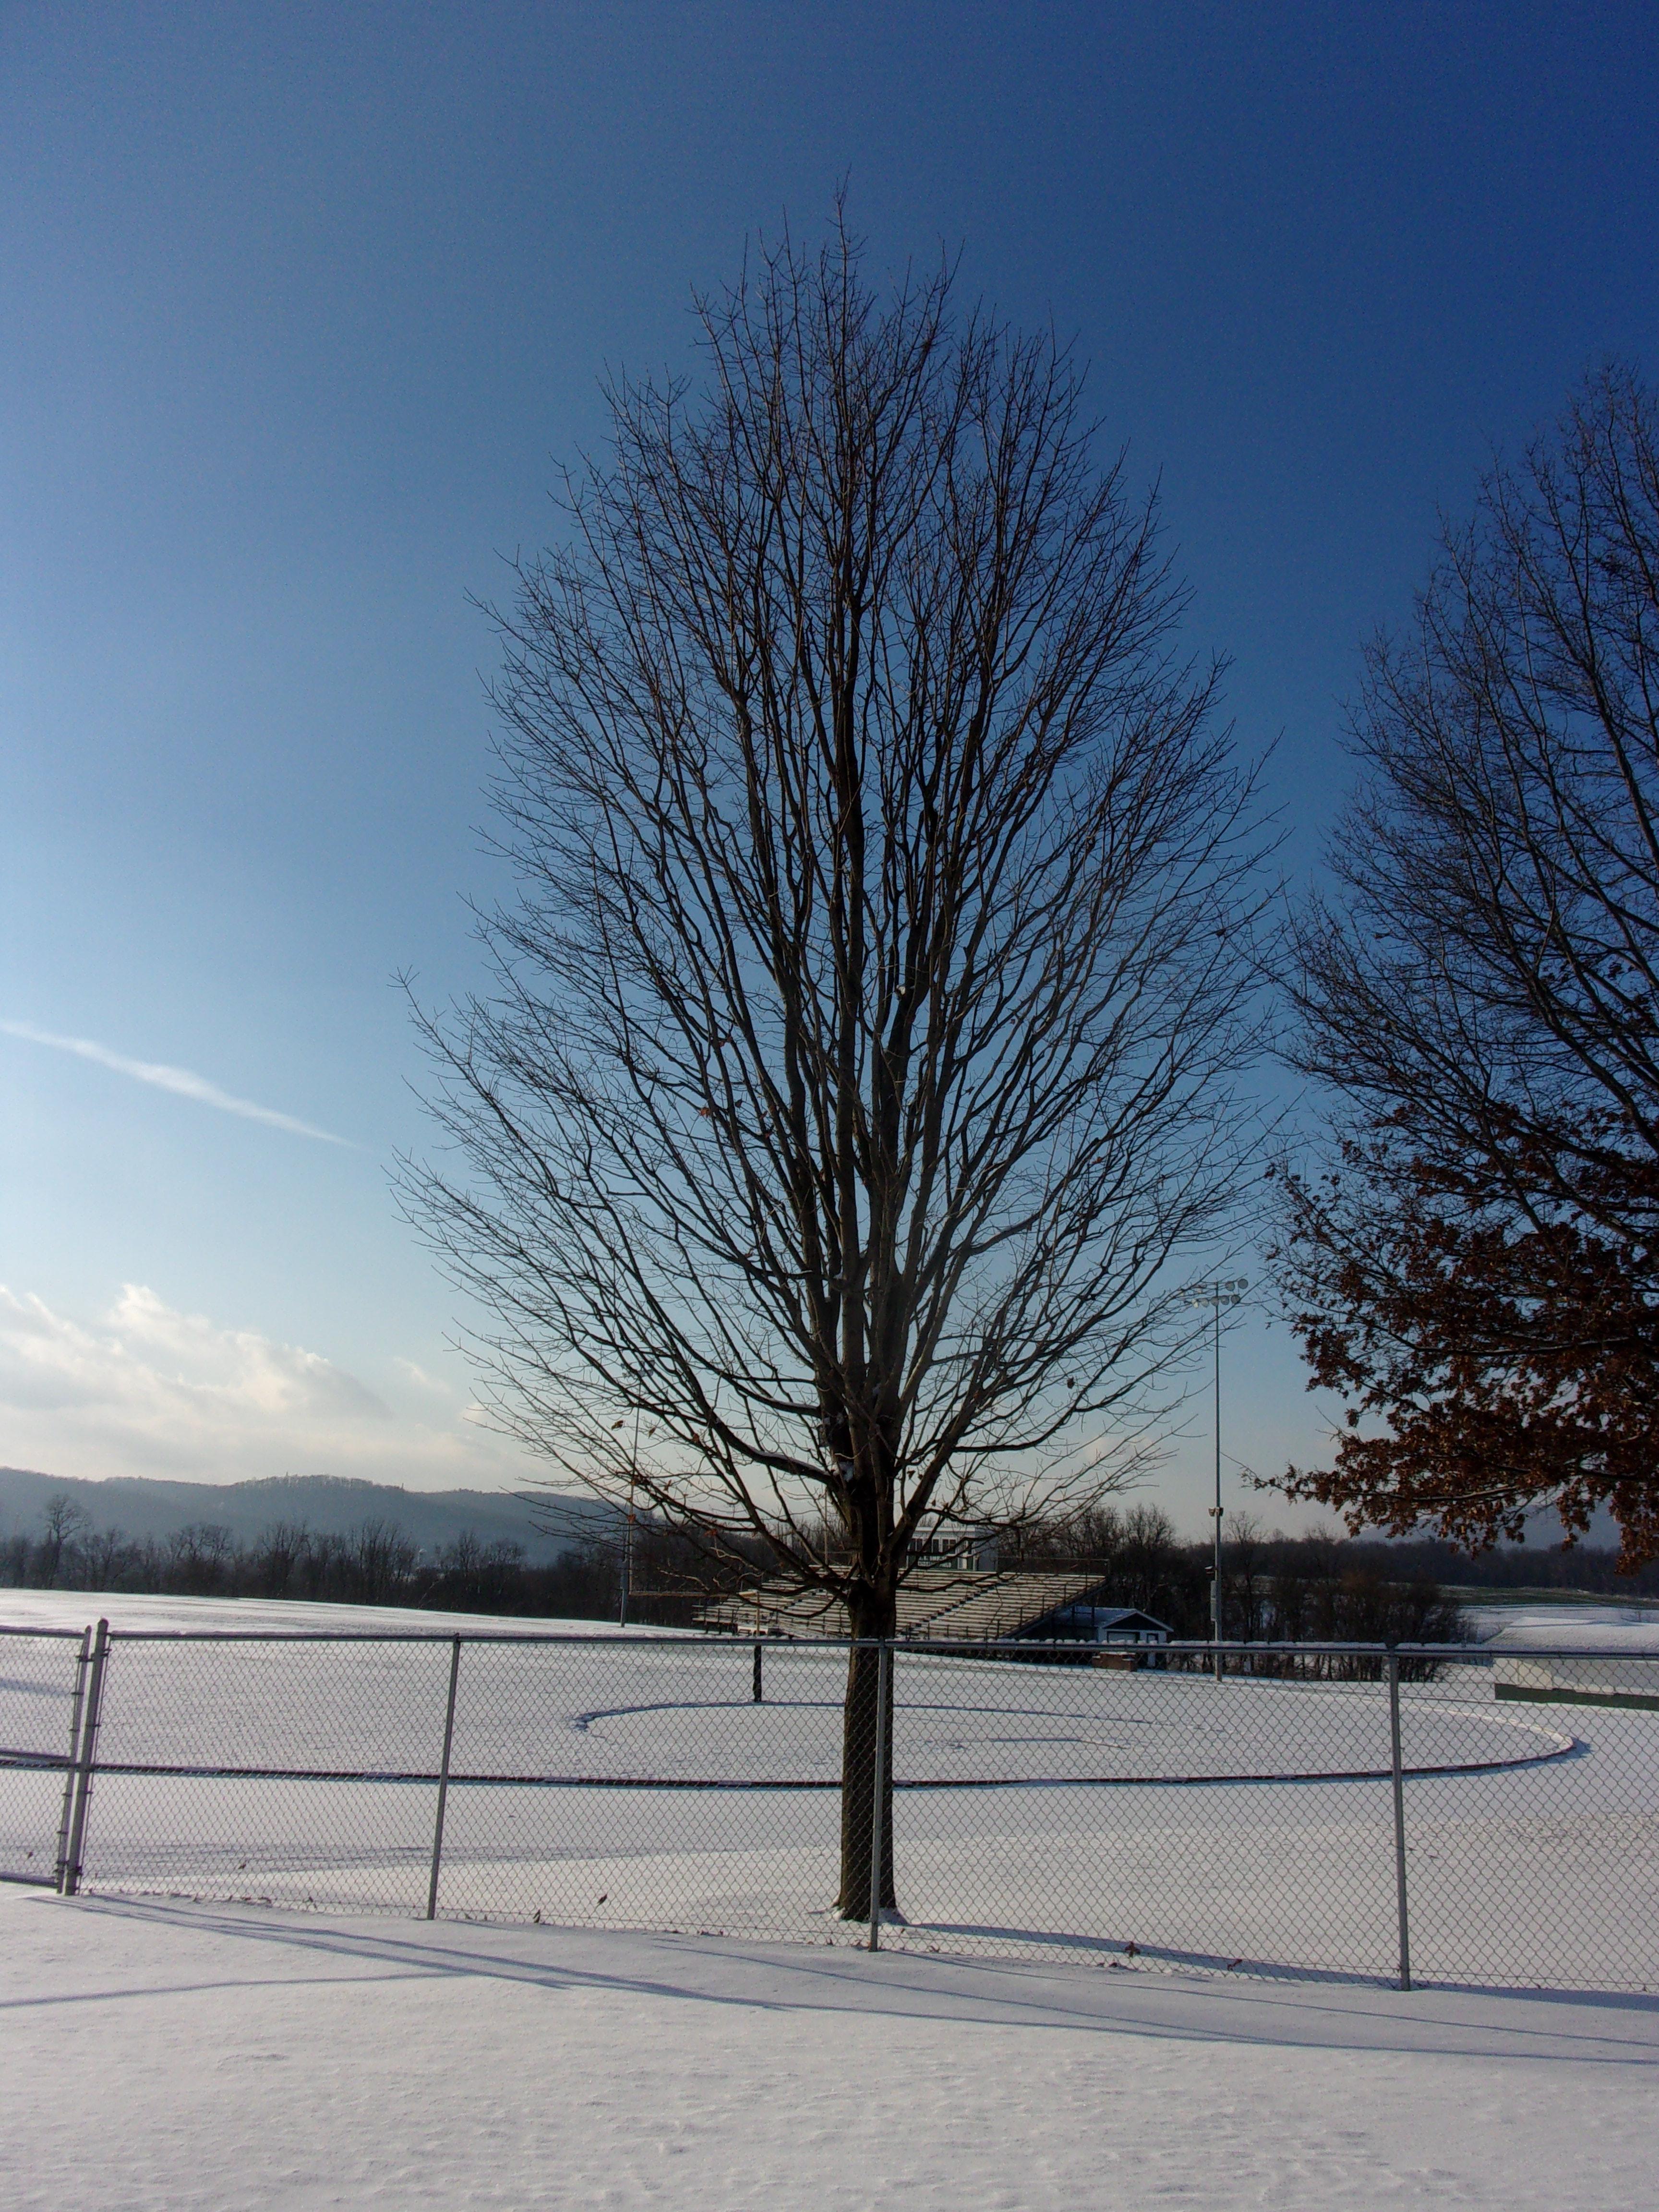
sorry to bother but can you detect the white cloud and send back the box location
[0,1285,527,1490]
[0,1022,351,1145]
[392,1357,452,1395]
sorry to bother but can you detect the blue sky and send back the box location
[2,1,1655,1526]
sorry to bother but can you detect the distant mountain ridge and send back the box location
[0,1467,610,1563]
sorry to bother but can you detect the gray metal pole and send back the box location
[752,1641,763,1703]
[53,1627,92,1895]
[1213,1294,1223,1683]
[62,1618,109,1898]
[1388,1651,1412,1992]
[425,1635,462,1921]
[867,1639,891,1952]
[620,1415,639,1627]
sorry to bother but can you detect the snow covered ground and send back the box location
[3,1884,1656,2211]
[7,1582,1659,1647]
[1468,1599,1659,1651]
[0,1587,661,1638]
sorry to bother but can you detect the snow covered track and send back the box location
[3,1607,1658,1995]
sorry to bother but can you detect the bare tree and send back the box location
[401,214,1267,1913]
[81,1524,133,1592]
[1272,366,1659,1566]
[251,1520,311,1599]
[167,1523,235,1597]
[38,1493,88,1587]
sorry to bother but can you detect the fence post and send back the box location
[752,1641,763,1704]
[52,1627,92,1894]
[1387,1650,1412,1992]
[867,1639,891,1953]
[61,1618,109,1898]
[426,1636,462,1922]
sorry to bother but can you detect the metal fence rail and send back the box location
[2,1623,1654,1994]
[0,1624,96,1893]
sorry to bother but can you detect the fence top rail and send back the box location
[36,1626,842,1649]
[913,1636,1467,1655]
[911,1638,1651,1662]
[3,1620,1649,1664]
[1397,1643,1656,1663]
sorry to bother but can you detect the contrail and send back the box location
[0,1021,353,1145]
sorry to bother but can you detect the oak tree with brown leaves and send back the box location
[1274,368,1659,1569]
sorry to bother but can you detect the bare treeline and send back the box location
[0,1498,634,1619]
[1007,1501,1467,1653]
[3,1491,1478,1656]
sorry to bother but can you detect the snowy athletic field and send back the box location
[5,1593,1659,2209]
[5,1591,1658,1992]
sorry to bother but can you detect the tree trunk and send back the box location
[837,1585,898,1918]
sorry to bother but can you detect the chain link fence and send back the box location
[3,1622,1654,1993]
[0,1624,91,1892]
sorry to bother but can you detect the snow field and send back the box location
[4,1886,1657,2212]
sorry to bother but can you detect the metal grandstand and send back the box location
[699,1567,1169,1647]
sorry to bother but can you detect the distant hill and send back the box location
[0,1467,613,1564]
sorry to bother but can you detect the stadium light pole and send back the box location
[619,1405,640,1628]
[1187,1279,1248,1681]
